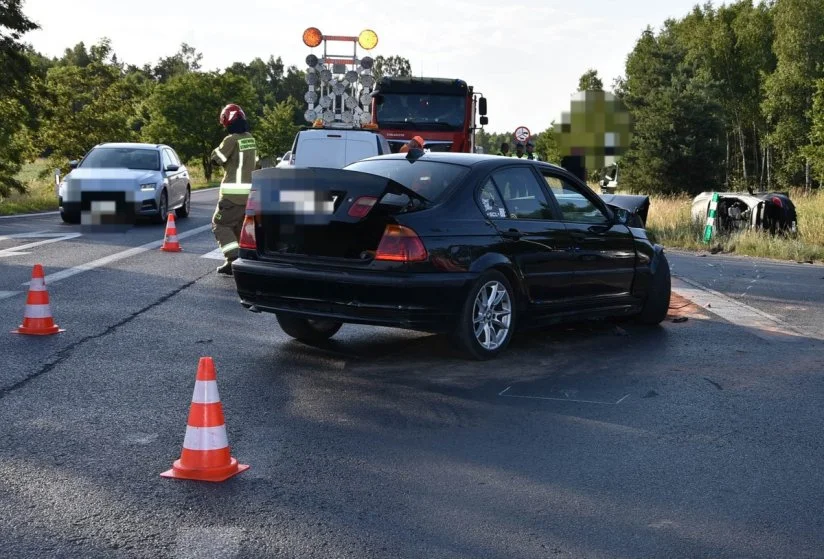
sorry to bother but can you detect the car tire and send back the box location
[636,252,671,325]
[276,314,343,344]
[175,186,191,218]
[454,270,516,360]
[60,210,80,224]
[154,190,168,224]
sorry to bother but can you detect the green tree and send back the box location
[142,71,257,181]
[152,43,202,83]
[617,24,725,195]
[577,69,603,91]
[534,123,561,163]
[256,97,301,161]
[37,50,144,168]
[0,0,40,196]
[1,0,39,93]
[805,78,824,183]
[373,55,411,82]
[762,0,824,189]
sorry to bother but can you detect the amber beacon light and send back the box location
[303,27,323,47]
[358,29,378,50]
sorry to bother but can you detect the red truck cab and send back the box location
[370,76,487,153]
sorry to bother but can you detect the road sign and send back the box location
[513,126,531,144]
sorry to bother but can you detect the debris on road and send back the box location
[672,317,689,323]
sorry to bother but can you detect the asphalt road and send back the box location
[1,190,823,558]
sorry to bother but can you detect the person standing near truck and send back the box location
[210,103,257,276]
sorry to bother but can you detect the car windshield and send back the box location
[376,94,466,130]
[344,159,470,203]
[80,148,160,171]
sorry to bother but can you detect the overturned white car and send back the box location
[691,190,798,236]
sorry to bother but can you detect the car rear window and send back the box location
[80,148,160,171]
[343,159,470,203]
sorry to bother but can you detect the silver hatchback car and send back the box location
[57,142,192,225]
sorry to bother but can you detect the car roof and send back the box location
[94,142,168,150]
[358,151,568,172]
[298,128,384,138]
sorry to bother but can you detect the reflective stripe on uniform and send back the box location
[221,241,239,254]
[214,149,227,163]
[219,183,251,195]
[237,150,244,185]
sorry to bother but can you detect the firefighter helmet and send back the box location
[219,104,246,127]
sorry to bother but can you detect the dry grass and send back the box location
[645,188,824,263]
[0,159,218,216]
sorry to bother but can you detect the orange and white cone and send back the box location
[13,264,65,336]
[160,213,182,252]
[161,357,249,482]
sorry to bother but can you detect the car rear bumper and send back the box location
[232,258,477,332]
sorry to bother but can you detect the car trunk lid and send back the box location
[253,167,429,262]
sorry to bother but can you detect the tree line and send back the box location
[2,0,823,199]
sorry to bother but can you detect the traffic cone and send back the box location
[13,264,64,336]
[160,213,182,252]
[161,357,249,482]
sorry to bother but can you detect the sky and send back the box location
[20,0,709,136]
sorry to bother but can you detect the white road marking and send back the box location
[498,385,630,405]
[672,275,818,342]
[0,233,82,258]
[175,527,243,558]
[20,224,213,287]
[201,248,224,260]
[0,290,23,301]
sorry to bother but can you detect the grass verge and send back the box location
[0,159,219,216]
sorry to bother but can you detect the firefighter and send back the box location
[525,139,541,161]
[497,142,510,156]
[210,103,257,276]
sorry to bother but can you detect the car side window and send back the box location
[542,173,609,224]
[161,150,173,170]
[491,167,553,220]
[168,149,181,166]
[477,178,508,219]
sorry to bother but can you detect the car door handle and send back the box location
[501,228,523,240]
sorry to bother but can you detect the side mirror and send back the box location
[479,97,487,115]
[480,116,489,126]
[69,160,79,169]
[165,164,180,172]
[276,157,283,164]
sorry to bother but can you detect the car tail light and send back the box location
[375,224,427,262]
[245,187,261,215]
[348,196,378,218]
[239,215,257,250]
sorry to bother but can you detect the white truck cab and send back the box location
[288,128,392,169]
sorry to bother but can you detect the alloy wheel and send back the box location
[472,280,512,351]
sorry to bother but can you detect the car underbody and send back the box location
[692,190,798,236]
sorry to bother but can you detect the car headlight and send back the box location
[140,183,157,191]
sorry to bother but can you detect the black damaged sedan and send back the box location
[232,151,671,360]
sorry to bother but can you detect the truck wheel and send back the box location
[276,314,343,344]
[636,252,671,325]
[453,270,516,360]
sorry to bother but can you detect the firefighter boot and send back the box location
[217,257,235,276]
